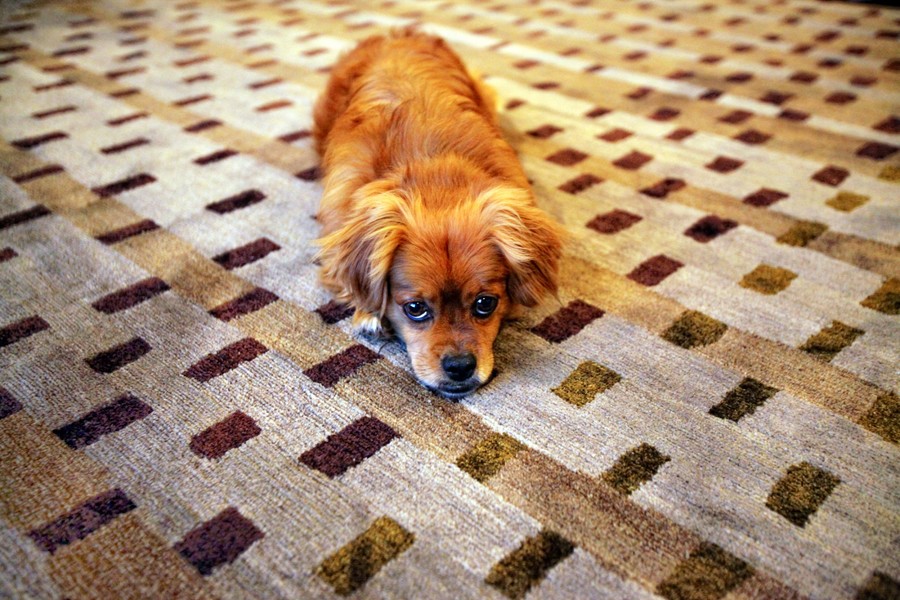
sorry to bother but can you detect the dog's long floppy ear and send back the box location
[477,186,563,307]
[316,182,408,332]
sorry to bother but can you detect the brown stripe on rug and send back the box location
[530,299,604,343]
[91,277,170,313]
[28,488,137,553]
[304,344,382,387]
[183,338,268,382]
[299,416,397,478]
[209,287,278,321]
[85,337,151,373]
[189,411,261,459]
[174,507,264,575]
[53,394,153,449]
[0,315,50,348]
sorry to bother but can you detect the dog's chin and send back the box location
[425,380,481,401]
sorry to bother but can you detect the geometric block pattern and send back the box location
[799,321,864,362]
[317,516,414,596]
[861,278,899,315]
[52,394,153,450]
[189,410,261,459]
[183,338,268,382]
[1,0,898,598]
[0,387,23,420]
[315,299,355,324]
[209,287,278,321]
[858,391,900,445]
[709,378,780,422]
[662,310,728,349]
[303,344,382,387]
[85,337,152,374]
[530,300,605,343]
[601,443,671,495]
[552,360,621,407]
[456,432,526,483]
[485,529,575,599]
[28,488,137,554]
[299,416,397,478]
[684,215,738,243]
[174,507,265,575]
[738,264,797,295]
[627,255,684,286]
[826,191,869,212]
[0,314,50,348]
[765,462,841,527]
[91,277,170,313]
[586,209,642,234]
[776,221,828,247]
[656,542,754,600]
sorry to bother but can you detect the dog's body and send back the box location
[314,31,561,398]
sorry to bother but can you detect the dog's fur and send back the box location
[313,31,562,399]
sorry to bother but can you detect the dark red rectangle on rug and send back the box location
[0,387,22,420]
[0,205,51,230]
[189,410,261,459]
[174,94,211,107]
[299,416,397,478]
[11,131,68,149]
[209,287,278,321]
[315,300,354,325]
[85,337,151,373]
[34,79,74,92]
[206,189,265,214]
[174,507,264,575]
[91,173,156,197]
[304,344,381,387]
[95,219,159,244]
[531,300,605,343]
[0,247,17,263]
[278,129,310,143]
[627,255,684,286]
[32,105,76,119]
[12,165,64,184]
[0,315,50,348]
[28,488,136,553]
[91,277,170,313]
[53,394,153,449]
[105,66,145,79]
[107,111,148,126]
[184,119,222,133]
[641,178,686,199]
[183,338,268,382]
[100,137,149,154]
[194,149,238,166]
[212,238,280,270]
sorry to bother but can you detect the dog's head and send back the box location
[317,179,561,399]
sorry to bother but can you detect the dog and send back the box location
[313,30,562,399]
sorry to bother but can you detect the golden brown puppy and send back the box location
[313,30,561,399]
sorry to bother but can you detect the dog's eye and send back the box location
[472,295,498,318]
[403,301,431,322]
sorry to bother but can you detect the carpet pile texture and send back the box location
[0,0,898,598]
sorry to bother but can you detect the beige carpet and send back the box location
[1,0,898,598]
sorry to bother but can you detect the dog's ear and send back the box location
[478,187,563,307]
[316,183,407,331]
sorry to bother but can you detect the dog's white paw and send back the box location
[352,310,386,339]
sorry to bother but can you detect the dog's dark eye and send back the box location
[473,295,498,318]
[403,301,431,322]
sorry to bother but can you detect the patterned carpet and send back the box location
[1,0,898,598]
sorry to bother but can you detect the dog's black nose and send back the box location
[442,353,476,382]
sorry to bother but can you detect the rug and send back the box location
[0,0,898,598]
